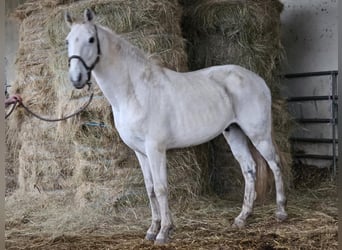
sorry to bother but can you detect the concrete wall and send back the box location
[5,0,26,87]
[280,0,338,169]
[281,0,337,73]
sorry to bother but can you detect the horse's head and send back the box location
[65,9,101,89]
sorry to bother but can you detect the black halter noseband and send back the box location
[68,25,101,87]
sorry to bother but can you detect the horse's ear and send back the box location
[84,8,95,23]
[64,11,73,27]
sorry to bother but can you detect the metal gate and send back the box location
[284,71,338,177]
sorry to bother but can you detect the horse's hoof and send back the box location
[154,237,168,245]
[145,233,157,241]
[232,218,246,229]
[275,211,288,222]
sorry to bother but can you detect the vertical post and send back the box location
[0,0,5,249]
[331,71,338,178]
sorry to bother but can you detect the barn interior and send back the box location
[5,0,337,249]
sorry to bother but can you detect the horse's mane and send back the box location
[99,25,153,65]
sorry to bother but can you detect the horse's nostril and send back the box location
[77,73,82,82]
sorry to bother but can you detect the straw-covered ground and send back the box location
[6,173,337,249]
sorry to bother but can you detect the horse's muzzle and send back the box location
[70,72,87,89]
[74,84,85,89]
[71,80,86,89]
[73,81,92,91]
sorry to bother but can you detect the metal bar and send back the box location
[287,95,338,102]
[284,70,338,78]
[293,154,337,160]
[295,118,337,124]
[290,137,338,144]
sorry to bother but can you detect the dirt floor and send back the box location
[6,173,337,250]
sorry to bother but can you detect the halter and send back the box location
[68,25,101,88]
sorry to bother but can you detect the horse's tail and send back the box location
[250,127,287,204]
[249,143,271,203]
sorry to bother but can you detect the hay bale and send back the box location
[181,0,292,200]
[182,0,284,81]
[6,4,72,194]
[17,121,76,192]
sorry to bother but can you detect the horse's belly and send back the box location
[169,103,235,148]
[171,123,227,148]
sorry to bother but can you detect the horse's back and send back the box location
[166,64,271,114]
[199,64,270,97]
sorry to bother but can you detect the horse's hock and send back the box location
[7,0,290,212]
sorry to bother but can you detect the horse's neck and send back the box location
[92,27,152,111]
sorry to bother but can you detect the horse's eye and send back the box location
[89,37,95,43]
[65,40,68,46]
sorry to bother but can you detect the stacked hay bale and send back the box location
[180,0,292,200]
[7,1,76,193]
[7,0,205,211]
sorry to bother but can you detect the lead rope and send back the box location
[5,92,94,122]
[5,101,17,119]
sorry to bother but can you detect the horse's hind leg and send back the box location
[248,132,288,222]
[223,125,257,228]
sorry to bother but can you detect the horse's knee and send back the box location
[154,184,168,198]
[148,188,157,199]
[144,182,155,196]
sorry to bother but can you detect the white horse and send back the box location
[65,9,287,244]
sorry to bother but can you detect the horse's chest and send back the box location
[113,111,146,153]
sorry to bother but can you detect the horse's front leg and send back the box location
[145,143,173,244]
[135,151,161,241]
